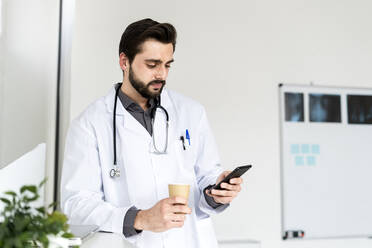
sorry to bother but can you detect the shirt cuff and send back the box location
[123,206,142,238]
[203,185,224,209]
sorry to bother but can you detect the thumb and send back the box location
[217,170,231,184]
[222,171,231,177]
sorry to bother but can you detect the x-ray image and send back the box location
[347,95,372,124]
[309,94,341,122]
[284,92,304,122]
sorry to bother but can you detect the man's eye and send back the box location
[147,64,156,68]
[165,64,171,68]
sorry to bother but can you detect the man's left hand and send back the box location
[206,171,243,204]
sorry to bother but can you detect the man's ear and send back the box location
[119,52,129,71]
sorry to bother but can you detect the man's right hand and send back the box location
[133,196,191,232]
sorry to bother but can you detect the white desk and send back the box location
[81,233,261,248]
[81,233,135,248]
[219,240,261,248]
[278,238,372,248]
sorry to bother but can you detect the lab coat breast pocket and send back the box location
[175,135,197,171]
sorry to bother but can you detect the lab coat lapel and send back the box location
[104,84,152,138]
[104,85,125,115]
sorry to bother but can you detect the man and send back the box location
[61,18,243,248]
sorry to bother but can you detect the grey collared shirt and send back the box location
[117,86,224,238]
[118,87,156,136]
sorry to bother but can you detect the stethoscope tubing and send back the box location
[111,83,169,178]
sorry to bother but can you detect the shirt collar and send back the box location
[117,84,157,111]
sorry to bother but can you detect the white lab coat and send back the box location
[61,85,228,248]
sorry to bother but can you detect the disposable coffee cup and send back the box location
[168,184,190,202]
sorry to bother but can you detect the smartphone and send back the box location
[212,165,252,190]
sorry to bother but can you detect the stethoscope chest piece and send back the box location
[110,165,120,178]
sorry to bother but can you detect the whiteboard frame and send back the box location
[279,83,372,240]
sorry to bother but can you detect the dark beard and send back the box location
[129,67,166,99]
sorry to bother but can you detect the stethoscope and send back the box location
[110,83,169,178]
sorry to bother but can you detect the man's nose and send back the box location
[155,66,167,80]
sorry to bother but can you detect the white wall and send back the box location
[65,0,372,247]
[0,0,59,204]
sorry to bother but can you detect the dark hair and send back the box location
[119,18,177,63]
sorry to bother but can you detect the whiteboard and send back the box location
[279,84,372,239]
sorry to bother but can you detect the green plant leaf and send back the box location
[14,215,30,232]
[39,233,49,247]
[0,224,5,239]
[48,202,57,209]
[3,239,13,248]
[5,205,13,212]
[13,237,23,248]
[20,185,37,194]
[22,194,39,203]
[36,207,45,214]
[49,211,68,223]
[38,178,48,188]
[0,197,11,205]
[4,191,17,197]
[18,231,33,243]
[61,232,74,238]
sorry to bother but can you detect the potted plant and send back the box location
[0,179,77,248]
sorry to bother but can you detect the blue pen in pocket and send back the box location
[186,129,190,146]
